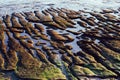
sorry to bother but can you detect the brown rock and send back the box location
[47,30,66,41]
[47,11,74,28]
[27,39,34,44]
[36,49,49,63]
[65,45,73,50]
[104,13,116,19]
[66,30,81,35]
[64,35,74,42]
[34,11,53,22]
[0,54,5,69]
[34,24,44,32]
[20,40,34,49]
[12,12,24,19]
[27,15,40,22]
[19,35,30,40]
[58,12,76,25]
[62,54,72,65]
[43,21,65,30]
[77,21,87,27]
[102,9,114,13]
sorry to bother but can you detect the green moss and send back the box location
[82,68,95,75]
[0,73,10,80]
[15,64,66,80]
[40,65,66,80]
[63,62,78,80]
[84,63,117,76]
[72,65,95,76]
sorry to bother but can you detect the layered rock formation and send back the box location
[0,8,120,80]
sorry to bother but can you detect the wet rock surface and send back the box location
[0,8,120,80]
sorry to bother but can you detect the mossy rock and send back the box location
[71,65,95,76]
[63,62,78,80]
[15,64,66,80]
[84,63,117,76]
[0,73,10,80]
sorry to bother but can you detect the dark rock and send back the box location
[66,30,81,35]
[77,21,87,27]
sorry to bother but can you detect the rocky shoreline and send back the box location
[0,8,120,80]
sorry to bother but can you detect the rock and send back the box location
[0,54,5,69]
[77,21,87,27]
[102,9,114,13]
[11,16,23,28]
[66,13,81,19]
[26,15,40,22]
[58,12,76,25]
[101,40,120,53]
[71,65,95,77]
[0,25,7,55]
[34,24,45,32]
[64,35,74,42]
[42,45,51,51]
[86,19,96,26]
[10,28,24,33]
[48,11,74,28]
[20,40,35,49]
[66,30,81,35]
[90,13,106,21]
[36,49,49,63]
[12,12,24,19]
[104,13,116,20]
[7,49,18,70]
[19,19,33,35]
[47,30,66,41]
[65,44,73,50]
[50,41,65,49]
[59,49,66,54]
[34,11,53,22]
[19,35,30,40]
[27,39,33,44]
[62,54,72,65]
[0,73,10,80]
[35,41,46,46]
[0,8,120,79]
[72,56,85,66]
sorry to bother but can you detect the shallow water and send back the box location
[0,0,120,16]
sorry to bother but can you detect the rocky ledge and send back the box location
[0,8,120,80]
